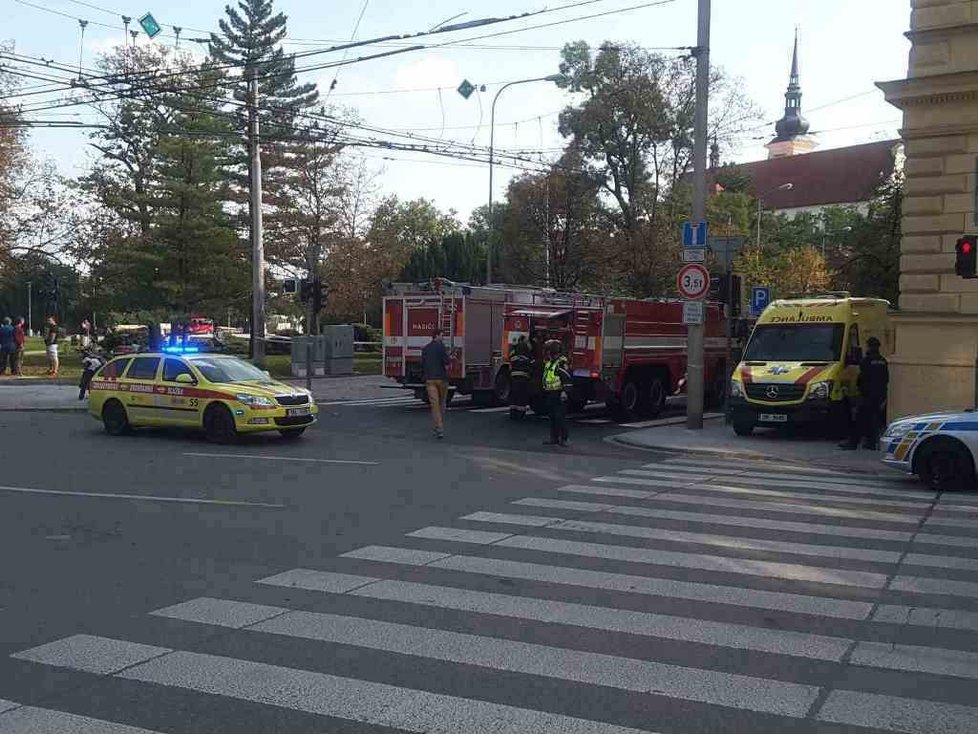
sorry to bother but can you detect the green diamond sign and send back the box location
[138,12,161,39]
[457,79,475,100]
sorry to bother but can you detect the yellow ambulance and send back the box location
[728,294,891,436]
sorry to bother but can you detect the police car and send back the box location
[88,349,317,442]
[881,410,978,490]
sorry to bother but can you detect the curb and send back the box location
[608,433,890,476]
[0,378,79,386]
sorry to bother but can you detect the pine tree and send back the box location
[150,62,250,317]
[209,0,319,148]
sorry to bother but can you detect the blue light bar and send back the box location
[162,345,200,354]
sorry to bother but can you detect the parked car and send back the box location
[881,410,978,490]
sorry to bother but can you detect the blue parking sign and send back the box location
[751,286,771,315]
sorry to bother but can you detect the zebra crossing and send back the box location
[7,455,978,733]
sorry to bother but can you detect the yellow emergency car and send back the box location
[87,350,317,442]
[728,295,891,436]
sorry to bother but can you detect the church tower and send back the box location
[765,30,818,159]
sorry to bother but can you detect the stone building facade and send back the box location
[879,0,978,416]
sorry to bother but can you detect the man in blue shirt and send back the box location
[421,329,451,439]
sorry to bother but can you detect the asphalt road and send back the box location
[2,398,978,734]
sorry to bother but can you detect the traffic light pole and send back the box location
[686,0,711,431]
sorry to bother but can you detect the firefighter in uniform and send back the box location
[542,339,572,446]
[508,335,533,420]
[840,336,889,450]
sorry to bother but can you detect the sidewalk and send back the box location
[613,418,887,474]
[0,383,85,411]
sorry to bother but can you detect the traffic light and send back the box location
[711,273,742,315]
[956,236,978,278]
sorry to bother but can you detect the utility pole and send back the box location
[26,281,31,336]
[248,72,266,366]
[686,0,711,431]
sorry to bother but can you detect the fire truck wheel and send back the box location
[647,377,667,418]
[618,379,646,421]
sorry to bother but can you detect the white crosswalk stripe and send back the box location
[8,458,978,734]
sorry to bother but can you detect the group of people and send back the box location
[0,316,62,377]
[421,329,573,446]
[0,317,27,375]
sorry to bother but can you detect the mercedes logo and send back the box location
[765,385,780,399]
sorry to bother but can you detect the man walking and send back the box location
[542,339,572,446]
[840,336,889,450]
[422,329,451,439]
[44,316,60,377]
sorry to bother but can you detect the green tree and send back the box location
[834,176,902,303]
[0,46,27,256]
[149,64,249,316]
[499,150,607,290]
[556,41,758,295]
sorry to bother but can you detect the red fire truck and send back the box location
[497,294,728,420]
[382,279,539,404]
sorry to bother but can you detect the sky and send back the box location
[5,0,910,220]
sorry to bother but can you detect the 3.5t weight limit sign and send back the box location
[677,263,710,300]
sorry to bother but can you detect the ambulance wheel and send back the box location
[279,428,306,440]
[733,418,754,436]
[102,399,130,436]
[204,404,238,444]
[647,377,667,418]
[916,437,974,491]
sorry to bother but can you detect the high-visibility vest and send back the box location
[543,358,565,391]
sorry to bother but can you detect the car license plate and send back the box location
[758,413,788,423]
[286,407,310,417]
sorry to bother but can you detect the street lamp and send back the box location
[755,182,794,247]
[487,73,565,284]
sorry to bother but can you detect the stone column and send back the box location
[879,0,978,417]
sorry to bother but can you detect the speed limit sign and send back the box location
[676,263,710,300]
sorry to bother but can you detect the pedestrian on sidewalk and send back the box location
[422,329,451,439]
[839,336,889,451]
[44,316,60,377]
[78,350,104,400]
[0,318,15,375]
[11,318,25,375]
[542,339,572,447]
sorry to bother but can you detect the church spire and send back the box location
[773,28,810,142]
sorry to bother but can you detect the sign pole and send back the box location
[686,0,711,430]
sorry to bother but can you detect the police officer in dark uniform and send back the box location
[840,336,889,450]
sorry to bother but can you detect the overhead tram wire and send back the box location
[0,57,560,170]
[2,48,573,169]
[9,0,629,91]
[3,0,681,115]
[0,61,566,174]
